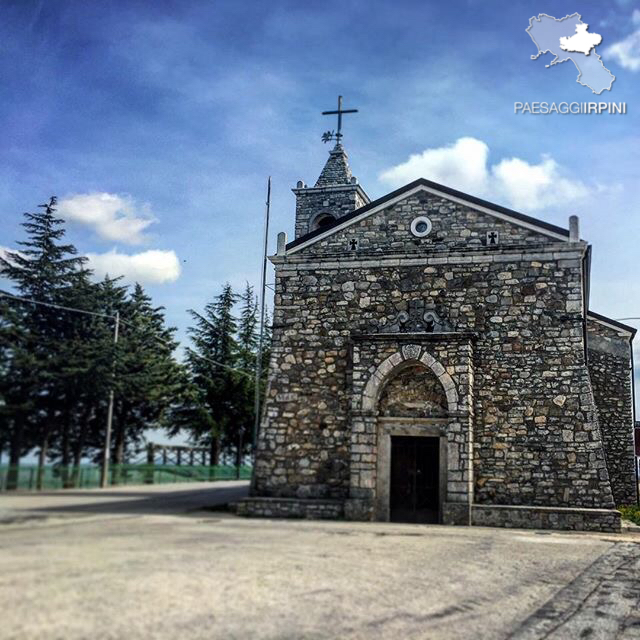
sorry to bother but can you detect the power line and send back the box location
[184,347,253,379]
[0,290,114,319]
[0,290,255,378]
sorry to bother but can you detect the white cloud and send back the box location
[379,137,591,211]
[603,15,640,71]
[57,193,156,245]
[0,246,28,287]
[379,138,490,195]
[0,246,29,280]
[85,249,181,285]
[491,156,590,211]
[0,245,23,268]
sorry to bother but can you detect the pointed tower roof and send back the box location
[314,144,353,187]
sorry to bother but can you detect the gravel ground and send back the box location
[0,483,639,640]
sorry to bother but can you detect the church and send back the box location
[237,105,638,532]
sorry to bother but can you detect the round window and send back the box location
[410,216,432,238]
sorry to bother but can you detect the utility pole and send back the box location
[100,311,120,488]
[253,177,271,453]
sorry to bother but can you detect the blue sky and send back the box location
[2,0,640,360]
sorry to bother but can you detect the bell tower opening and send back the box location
[310,212,336,233]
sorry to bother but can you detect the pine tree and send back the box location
[1,198,185,488]
[0,294,38,478]
[110,283,181,479]
[0,197,87,488]
[68,275,130,471]
[181,283,239,466]
[231,284,258,468]
[237,284,257,370]
[46,272,115,486]
[169,282,273,469]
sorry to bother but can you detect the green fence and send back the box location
[0,464,252,491]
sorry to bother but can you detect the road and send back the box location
[0,483,639,639]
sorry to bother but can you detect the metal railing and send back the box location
[0,464,252,491]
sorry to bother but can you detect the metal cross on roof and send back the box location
[321,95,358,145]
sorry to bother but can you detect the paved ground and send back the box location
[0,480,249,523]
[0,483,639,640]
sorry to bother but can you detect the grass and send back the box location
[619,504,640,526]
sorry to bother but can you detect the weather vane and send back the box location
[322,95,358,144]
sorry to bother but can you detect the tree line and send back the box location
[0,197,270,489]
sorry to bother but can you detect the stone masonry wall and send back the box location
[472,504,620,532]
[293,184,369,239]
[587,317,638,505]
[298,192,556,255]
[253,192,615,511]
[235,497,344,520]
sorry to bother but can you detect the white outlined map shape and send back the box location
[527,13,615,95]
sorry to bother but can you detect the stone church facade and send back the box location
[238,143,638,532]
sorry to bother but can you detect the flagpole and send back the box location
[253,177,271,454]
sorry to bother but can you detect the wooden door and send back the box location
[390,436,439,523]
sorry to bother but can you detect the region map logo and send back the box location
[515,13,626,116]
[527,13,614,94]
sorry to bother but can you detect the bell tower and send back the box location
[293,96,370,239]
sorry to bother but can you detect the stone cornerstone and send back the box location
[238,143,638,532]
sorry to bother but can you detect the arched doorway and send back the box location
[349,340,473,526]
[376,362,449,524]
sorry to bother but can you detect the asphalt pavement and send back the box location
[0,482,639,639]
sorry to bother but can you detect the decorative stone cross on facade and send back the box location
[486,230,499,246]
[322,95,358,145]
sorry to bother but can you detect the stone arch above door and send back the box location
[378,364,448,418]
[361,345,458,413]
[348,335,474,525]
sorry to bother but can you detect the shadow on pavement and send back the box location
[0,483,250,520]
[6,491,174,499]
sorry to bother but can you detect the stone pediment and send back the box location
[285,179,572,257]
